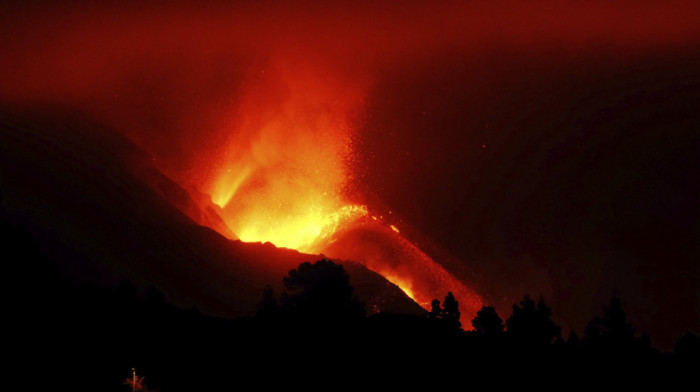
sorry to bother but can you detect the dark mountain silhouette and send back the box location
[5,214,695,390]
[0,105,423,318]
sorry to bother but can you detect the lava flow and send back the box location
[208,54,482,318]
[210,54,369,254]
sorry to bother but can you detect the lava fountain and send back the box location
[209,54,481,317]
[210,53,368,253]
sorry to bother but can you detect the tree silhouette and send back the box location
[505,295,561,345]
[567,330,581,348]
[442,292,460,319]
[279,259,365,321]
[472,306,504,336]
[429,299,442,319]
[674,332,700,363]
[584,296,635,343]
[430,292,461,330]
[255,284,280,320]
[586,297,634,339]
[583,296,650,356]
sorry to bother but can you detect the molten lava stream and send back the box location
[210,52,364,252]
[320,219,483,318]
[208,53,481,322]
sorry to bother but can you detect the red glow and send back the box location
[3,1,699,328]
[204,53,482,317]
[323,221,482,316]
[210,53,369,253]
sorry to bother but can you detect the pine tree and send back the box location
[472,306,504,336]
[442,292,461,329]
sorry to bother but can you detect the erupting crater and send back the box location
[207,55,482,319]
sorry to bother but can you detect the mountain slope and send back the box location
[0,106,424,318]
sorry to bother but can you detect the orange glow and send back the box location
[236,204,368,253]
[211,53,369,254]
[380,271,419,303]
[323,222,482,316]
[209,53,482,320]
[124,368,145,392]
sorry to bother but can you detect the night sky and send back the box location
[1,1,699,349]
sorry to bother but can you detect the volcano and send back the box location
[0,107,427,318]
[2,1,699,353]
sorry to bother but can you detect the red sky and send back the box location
[2,0,699,349]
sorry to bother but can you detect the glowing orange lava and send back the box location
[210,54,368,254]
[209,53,481,317]
[322,222,482,315]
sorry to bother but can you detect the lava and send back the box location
[209,54,482,317]
[323,221,482,316]
[1,0,698,348]
[210,53,369,254]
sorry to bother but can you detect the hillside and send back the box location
[0,105,425,318]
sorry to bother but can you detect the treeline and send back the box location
[5,221,699,390]
[253,259,699,371]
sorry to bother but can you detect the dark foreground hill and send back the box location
[7,228,697,391]
[0,106,424,319]
[4,107,698,390]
